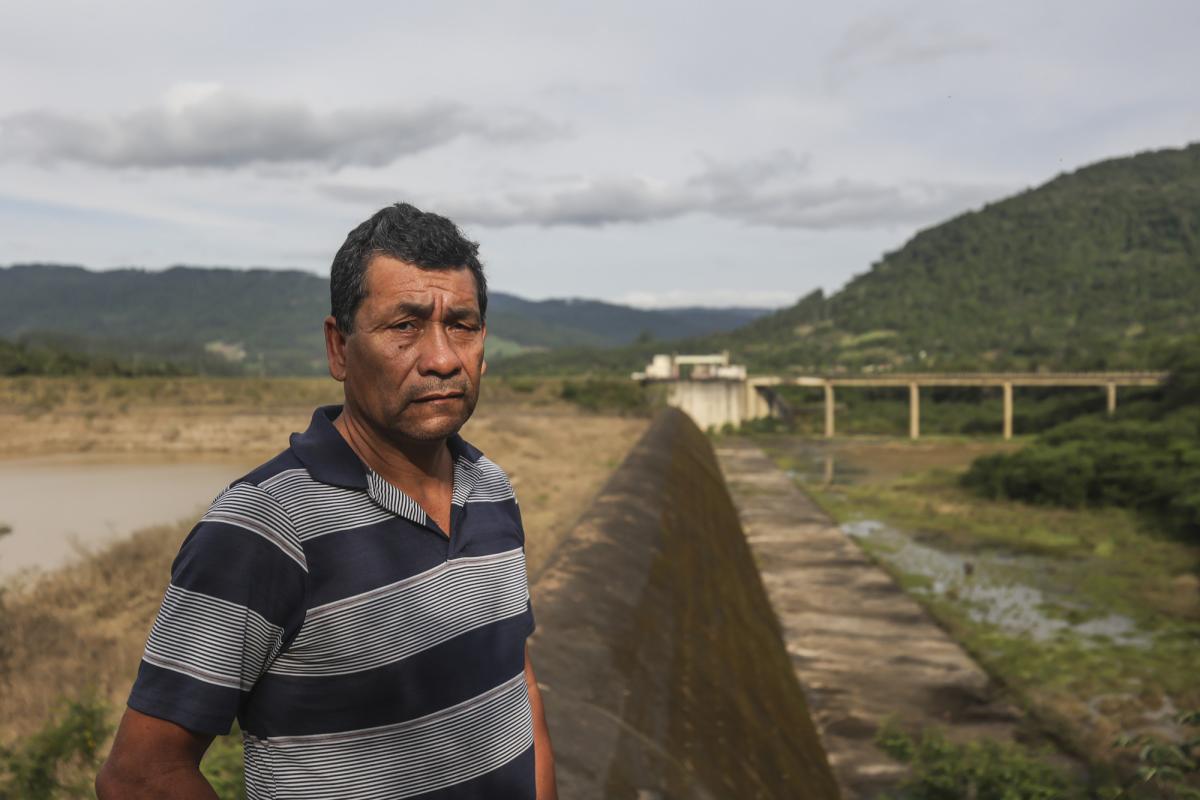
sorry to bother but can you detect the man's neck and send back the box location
[333,406,454,491]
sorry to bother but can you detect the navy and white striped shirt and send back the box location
[128,405,536,799]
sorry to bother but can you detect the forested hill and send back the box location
[0,264,769,374]
[718,142,1200,373]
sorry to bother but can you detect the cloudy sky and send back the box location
[1,1,1197,308]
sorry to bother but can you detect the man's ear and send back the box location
[324,315,348,382]
[480,322,488,375]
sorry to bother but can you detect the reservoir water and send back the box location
[0,455,250,580]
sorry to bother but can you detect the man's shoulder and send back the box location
[193,445,311,571]
[453,435,520,508]
[226,446,307,492]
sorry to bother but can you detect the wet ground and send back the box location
[841,519,1151,648]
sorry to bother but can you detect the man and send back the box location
[97,203,557,799]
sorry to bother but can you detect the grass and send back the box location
[0,521,187,743]
[760,441,1200,787]
[0,376,344,415]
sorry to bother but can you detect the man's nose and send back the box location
[417,323,461,377]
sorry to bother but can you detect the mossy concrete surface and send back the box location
[528,408,840,799]
[715,439,1027,800]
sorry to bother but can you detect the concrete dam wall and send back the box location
[527,408,840,799]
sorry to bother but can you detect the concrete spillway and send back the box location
[527,408,840,799]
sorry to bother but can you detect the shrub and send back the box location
[200,732,246,800]
[559,379,650,415]
[0,694,111,800]
[962,380,1200,541]
[875,720,1074,800]
[1111,710,1200,799]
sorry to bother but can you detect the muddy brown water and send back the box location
[0,455,249,581]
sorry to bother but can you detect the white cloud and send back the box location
[0,84,561,169]
[320,150,1007,231]
[616,288,799,309]
[826,15,993,85]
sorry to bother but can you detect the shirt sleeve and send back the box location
[127,481,307,735]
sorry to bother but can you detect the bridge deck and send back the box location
[753,371,1167,388]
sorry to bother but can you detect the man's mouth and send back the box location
[412,392,464,403]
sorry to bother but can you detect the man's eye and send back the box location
[391,321,415,330]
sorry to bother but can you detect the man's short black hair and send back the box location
[330,203,487,333]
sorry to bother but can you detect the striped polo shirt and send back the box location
[128,405,536,799]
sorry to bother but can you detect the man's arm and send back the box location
[524,646,558,800]
[96,708,217,799]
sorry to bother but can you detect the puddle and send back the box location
[842,519,1152,648]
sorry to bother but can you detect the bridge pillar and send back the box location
[909,383,920,440]
[824,383,835,438]
[1106,383,1117,416]
[1002,382,1013,440]
[747,383,771,420]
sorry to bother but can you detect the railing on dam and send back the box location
[528,408,840,799]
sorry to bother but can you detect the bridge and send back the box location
[633,353,1168,439]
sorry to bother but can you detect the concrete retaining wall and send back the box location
[664,380,763,431]
[528,408,840,799]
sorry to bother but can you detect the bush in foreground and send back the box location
[875,720,1074,800]
[0,694,109,800]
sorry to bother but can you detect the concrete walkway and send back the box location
[714,439,1024,799]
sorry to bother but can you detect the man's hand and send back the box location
[96,708,218,799]
[524,646,558,800]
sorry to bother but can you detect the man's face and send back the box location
[325,255,486,444]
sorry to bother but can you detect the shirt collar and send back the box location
[290,405,368,490]
[290,404,483,491]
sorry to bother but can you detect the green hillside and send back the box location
[730,143,1200,373]
[499,142,1200,377]
[0,265,768,375]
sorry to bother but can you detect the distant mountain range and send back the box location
[0,264,772,374]
[500,142,1200,376]
[7,143,1198,379]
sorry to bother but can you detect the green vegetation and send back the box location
[0,693,245,799]
[875,719,1074,800]
[785,460,1200,791]
[1112,711,1200,799]
[963,345,1200,540]
[0,375,343,414]
[559,378,656,415]
[0,694,109,800]
[200,732,246,800]
[0,338,194,377]
[505,143,1200,377]
[708,143,1200,374]
[0,265,765,375]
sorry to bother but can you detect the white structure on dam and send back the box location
[634,354,1168,438]
[632,352,781,431]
